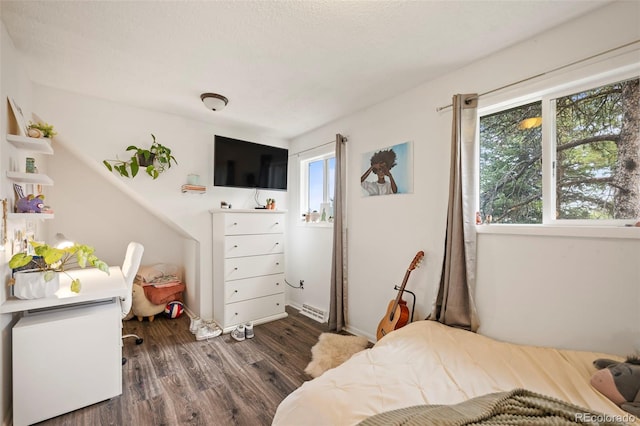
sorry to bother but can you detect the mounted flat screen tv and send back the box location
[214,135,288,190]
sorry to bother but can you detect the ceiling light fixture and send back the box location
[200,93,228,111]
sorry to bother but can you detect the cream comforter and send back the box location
[272,320,637,426]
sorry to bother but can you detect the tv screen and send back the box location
[214,135,288,190]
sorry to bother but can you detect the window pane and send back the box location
[308,160,324,213]
[480,102,543,224]
[554,78,639,220]
[327,157,336,217]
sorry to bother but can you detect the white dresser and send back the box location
[212,209,288,332]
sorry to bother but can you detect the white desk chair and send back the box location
[121,241,145,365]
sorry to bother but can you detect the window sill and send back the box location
[296,221,333,228]
[475,224,640,239]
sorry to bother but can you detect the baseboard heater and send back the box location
[300,304,327,323]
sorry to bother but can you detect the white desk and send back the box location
[0,266,127,314]
[2,266,127,426]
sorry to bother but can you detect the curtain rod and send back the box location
[435,39,640,112]
[290,136,348,157]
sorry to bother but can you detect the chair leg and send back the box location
[122,333,144,366]
[123,333,144,345]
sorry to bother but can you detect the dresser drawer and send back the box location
[225,274,284,304]
[224,234,284,258]
[224,253,284,281]
[224,213,284,235]
[224,293,285,326]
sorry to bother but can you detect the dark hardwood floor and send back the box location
[37,306,329,426]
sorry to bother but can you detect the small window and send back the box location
[300,150,335,223]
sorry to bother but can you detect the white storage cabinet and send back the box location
[12,302,122,426]
[212,210,288,332]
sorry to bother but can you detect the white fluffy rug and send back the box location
[305,332,369,378]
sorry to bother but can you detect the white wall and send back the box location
[476,231,640,354]
[32,85,289,320]
[287,1,640,355]
[0,21,36,425]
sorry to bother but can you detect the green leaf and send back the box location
[126,145,138,151]
[76,250,88,268]
[117,164,129,177]
[70,279,81,293]
[94,260,110,274]
[40,246,65,265]
[103,161,113,171]
[130,159,139,177]
[9,253,33,269]
[146,166,159,179]
[43,270,55,282]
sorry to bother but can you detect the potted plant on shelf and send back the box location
[27,121,57,139]
[103,134,178,179]
[8,241,109,299]
[266,198,274,209]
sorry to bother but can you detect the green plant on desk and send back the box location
[9,241,110,293]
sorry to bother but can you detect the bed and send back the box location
[272,320,638,425]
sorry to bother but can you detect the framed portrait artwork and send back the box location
[360,141,413,196]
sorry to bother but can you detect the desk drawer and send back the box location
[225,274,284,303]
[224,293,285,326]
[224,234,284,258]
[224,254,284,281]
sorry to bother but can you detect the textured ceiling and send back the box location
[0,1,610,139]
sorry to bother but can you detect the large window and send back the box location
[300,151,335,222]
[479,76,639,225]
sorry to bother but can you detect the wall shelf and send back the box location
[181,184,206,194]
[6,171,54,185]
[7,213,54,220]
[7,134,53,155]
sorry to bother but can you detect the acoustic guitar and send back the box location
[376,250,424,340]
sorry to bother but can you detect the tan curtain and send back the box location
[329,133,347,331]
[431,94,480,331]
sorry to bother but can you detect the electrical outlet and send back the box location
[299,279,304,290]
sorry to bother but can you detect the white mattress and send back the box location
[273,320,637,425]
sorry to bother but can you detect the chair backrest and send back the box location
[121,241,145,318]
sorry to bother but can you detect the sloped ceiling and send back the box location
[0,0,610,138]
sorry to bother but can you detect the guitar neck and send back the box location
[390,269,412,314]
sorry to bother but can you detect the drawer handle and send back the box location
[275,222,280,225]
[234,267,238,271]
[234,290,238,293]
[233,245,238,248]
[233,222,238,226]
[276,303,280,306]
[276,282,280,286]
[275,242,279,245]
[275,262,280,265]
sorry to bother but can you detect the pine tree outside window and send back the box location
[479,75,639,226]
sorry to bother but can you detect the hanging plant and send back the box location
[103,134,177,179]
